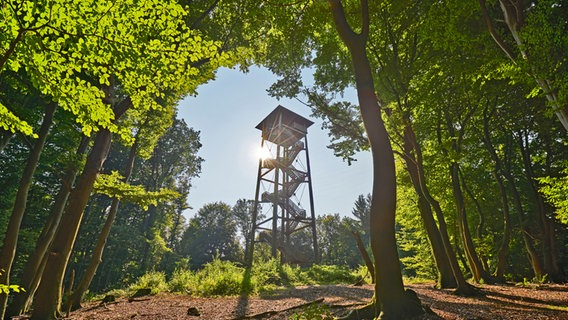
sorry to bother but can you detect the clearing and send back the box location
[65,283,568,319]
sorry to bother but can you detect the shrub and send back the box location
[250,257,296,290]
[168,268,195,293]
[192,258,244,296]
[299,265,358,285]
[129,271,168,295]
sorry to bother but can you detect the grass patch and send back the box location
[100,258,366,300]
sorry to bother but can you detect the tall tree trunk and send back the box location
[426,189,476,295]
[5,136,90,318]
[481,110,511,282]
[31,129,113,320]
[31,97,131,320]
[449,162,491,283]
[516,130,564,282]
[504,157,544,278]
[401,122,456,289]
[459,169,491,273]
[406,122,474,295]
[0,103,56,319]
[328,1,424,318]
[459,169,486,240]
[67,140,138,310]
[352,231,375,284]
[438,103,491,284]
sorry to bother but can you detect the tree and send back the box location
[23,0,235,317]
[232,199,263,259]
[65,115,203,295]
[0,102,55,319]
[31,103,124,320]
[479,0,568,131]
[271,0,467,291]
[327,1,424,317]
[351,194,371,245]
[317,214,360,267]
[180,202,242,269]
[133,117,204,271]
[4,132,90,318]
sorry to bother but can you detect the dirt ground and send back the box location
[65,283,567,320]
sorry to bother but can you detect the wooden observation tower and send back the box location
[248,105,319,265]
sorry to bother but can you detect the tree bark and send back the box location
[503,153,544,279]
[67,140,138,310]
[5,136,90,318]
[458,169,491,274]
[516,130,565,282]
[351,231,375,284]
[481,106,511,282]
[0,103,56,319]
[31,97,130,319]
[31,129,113,320]
[401,120,456,289]
[449,162,490,283]
[439,104,491,284]
[328,1,424,318]
[404,121,474,295]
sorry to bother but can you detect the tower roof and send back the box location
[255,105,314,147]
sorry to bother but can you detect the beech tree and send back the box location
[66,107,178,310]
[479,0,568,131]
[0,0,236,318]
[0,103,55,317]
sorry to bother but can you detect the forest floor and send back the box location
[65,282,568,320]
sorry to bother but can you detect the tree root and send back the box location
[378,289,432,320]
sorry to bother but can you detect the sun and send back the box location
[256,145,272,161]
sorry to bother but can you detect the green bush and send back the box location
[299,265,359,285]
[168,268,195,293]
[129,271,168,295]
[250,257,299,290]
[192,258,245,296]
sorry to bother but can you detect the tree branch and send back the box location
[328,0,357,48]
[478,0,517,63]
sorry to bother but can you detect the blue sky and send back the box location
[177,66,372,220]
